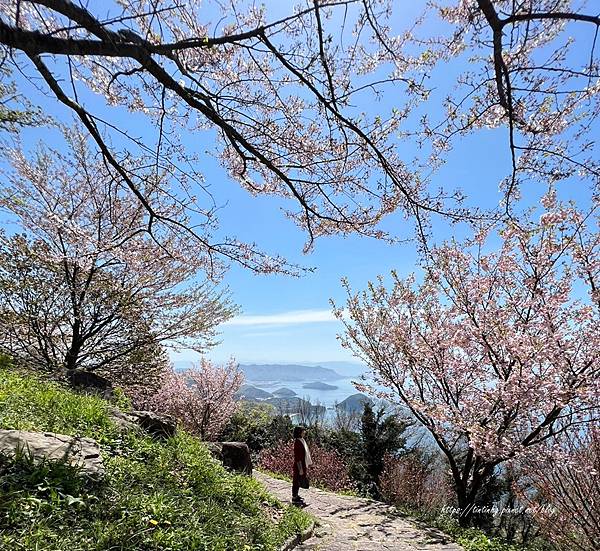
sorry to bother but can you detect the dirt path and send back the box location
[256,472,463,551]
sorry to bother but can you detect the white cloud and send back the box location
[223,309,338,327]
[241,331,292,338]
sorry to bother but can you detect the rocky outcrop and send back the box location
[108,409,176,438]
[207,441,253,475]
[66,370,113,397]
[133,411,177,438]
[0,429,104,476]
[108,409,141,433]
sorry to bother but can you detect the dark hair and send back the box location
[293,426,306,439]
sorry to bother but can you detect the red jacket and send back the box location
[293,438,306,475]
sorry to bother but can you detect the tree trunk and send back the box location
[64,330,82,373]
[452,458,495,527]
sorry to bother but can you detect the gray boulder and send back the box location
[207,441,252,475]
[108,408,141,433]
[66,370,113,397]
[130,411,176,438]
[107,408,176,438]
[0,429,104,476]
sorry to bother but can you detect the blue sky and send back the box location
[187,127,514,364]
[2,2,597,366]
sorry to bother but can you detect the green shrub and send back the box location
[401,508,549,551]
[219,402,293,452]
[455,528,522,551]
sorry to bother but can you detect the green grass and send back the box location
[395,506,550,551]
[0,367,312,550]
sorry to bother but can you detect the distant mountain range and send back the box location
[172,360,365,380]
[304,361,365,377]
[238,363,343,382]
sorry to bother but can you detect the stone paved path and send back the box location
[256,472,463,551]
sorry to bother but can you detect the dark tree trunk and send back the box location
[452,454,496,527]
[64,318,84,375]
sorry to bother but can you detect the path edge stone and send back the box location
[279,519,315,551]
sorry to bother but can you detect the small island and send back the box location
[336,393,373,413]
[302,381,338,391]
[235,384,273,400]
[265,396,325,416]
[272,387,297,397]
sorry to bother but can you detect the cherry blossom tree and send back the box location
[0,65,42,132]
[0,128,235,386]
[144,359,243,440]
[0,1,598,266]
[429,1,600,207]
[335,193,600,525]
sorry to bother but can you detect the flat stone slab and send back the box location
[0,429,104,476]
[256,472,462,551]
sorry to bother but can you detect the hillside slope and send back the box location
[0,367,311,551]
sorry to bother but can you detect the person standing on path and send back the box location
[292,426,312,505]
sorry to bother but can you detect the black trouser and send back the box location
[292,471,300,498]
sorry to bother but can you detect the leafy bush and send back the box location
[218,402,293,452]
[403,509,548,551]
[515,427,600,551]
[258,440,356,493]
[0,368,312,550]
[380,450,453,514]
[454,528,526,551]
[316,403,412,497]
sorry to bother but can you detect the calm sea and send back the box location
[246,377,361,411]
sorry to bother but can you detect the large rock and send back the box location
[107,409,177,438]
[130,411,176,438]
[108,408,141,433]
[66,370,113,397]
[0,429,104,476]
[207,441,253,475]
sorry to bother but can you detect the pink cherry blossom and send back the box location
[335,198,600,525]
